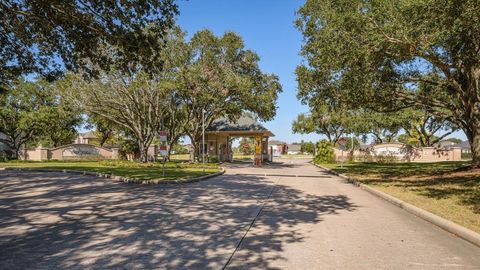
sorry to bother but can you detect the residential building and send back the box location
[453,140,471,155]
[74,132,99,145]
[287,144,302,155]
[268,140,287,156]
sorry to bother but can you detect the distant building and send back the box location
[453,141,471,154]
[74,132,99,145]
[287,144,302,155]
[434,140,456,149]
[268,140,287,156]
[202,115,274,163]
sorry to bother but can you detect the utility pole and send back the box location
[202,109,205,172]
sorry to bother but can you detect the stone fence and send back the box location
[334,142,462,162]
[20,144,120,161]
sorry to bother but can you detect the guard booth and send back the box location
[199,115,274,166]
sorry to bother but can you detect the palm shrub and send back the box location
[314,140,335,164]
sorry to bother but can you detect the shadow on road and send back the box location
[0,171,357,269]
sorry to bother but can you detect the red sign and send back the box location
[338,137,348,146]
[159,131,167,142]
[159,145,167,156]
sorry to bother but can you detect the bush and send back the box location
[314,140,335,164]
[207,155,219,163]
[375,154,398,163]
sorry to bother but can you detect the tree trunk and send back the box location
[188,134,198,162]
[138,141,150,163]
[466,127,480,168]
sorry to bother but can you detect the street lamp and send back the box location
[202,109,205,171]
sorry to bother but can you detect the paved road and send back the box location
[0,160,479,269]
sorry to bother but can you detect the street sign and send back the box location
[159,131,167,142]
[159,145,167,156]
[338,137,348,150]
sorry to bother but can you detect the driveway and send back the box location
[0,160,479,269]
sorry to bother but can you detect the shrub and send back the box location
[375,154,398,163]
[207,155,219,163]
[314,140,336,164]
[461,152,472,160]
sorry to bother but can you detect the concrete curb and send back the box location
[314,163,480,248]
[1,167,225,185]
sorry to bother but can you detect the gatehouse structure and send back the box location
[200,115,274,165]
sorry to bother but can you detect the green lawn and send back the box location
[0,160,220,182]
[320,161,480,233]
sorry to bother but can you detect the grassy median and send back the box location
[320,161,480,233]
[0,160,221,182]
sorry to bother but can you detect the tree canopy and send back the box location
[0,0,178,91]
[296,0,480,166]
[0,79,81,157]
[59,28,281,162]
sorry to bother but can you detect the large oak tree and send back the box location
[0,0,178,91]
[174,30,282,160]
[296,0,480,166]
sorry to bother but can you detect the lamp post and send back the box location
[202,109,205,172]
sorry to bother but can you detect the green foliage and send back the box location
[374,154,398,163]
[238,138,254,155]
[314,140,335,164]
[0,0,178,91]
[63,71,167,162]
[461,152,472,160]
[296,0,480,166]
[207,155,219,163]
[402,110,457,147]
[344,137,360,151]
[171,143,190,155]
[300,141,315,154]
[0,160,220,182]
[0,79,81,158]
[292,104,348,144]
[165,29,281,160]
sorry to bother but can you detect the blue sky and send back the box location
[176,0,317,143]
[176,0,466,143]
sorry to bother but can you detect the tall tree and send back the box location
[86,115,117,147]
[0,0,178,91]
[348,109,410,144]
[157,28,188,159]
[63,72,167,162]
[0,79,80,157]
[296,0,480,167]
[176,30,281,160]
[402,110,458,147]
[38,105,82,148]
[292,105,349,145]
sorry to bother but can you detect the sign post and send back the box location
[159,131,168,177]
[338,137,348,168]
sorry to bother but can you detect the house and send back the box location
[268,140,287,157]
[287,144,302,155]
[74,132,99,145]
[434,140,456,149]
[453,141,471,155]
